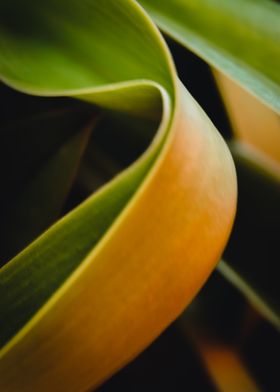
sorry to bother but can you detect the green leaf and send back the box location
[0,109,95,264]
[140,0,280,113]
[221,141,280,330]
[0,0,236,390]
[0,0,173,350]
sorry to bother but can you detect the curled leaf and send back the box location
[0,0,236,390]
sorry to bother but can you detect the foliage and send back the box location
[0,0,279,390]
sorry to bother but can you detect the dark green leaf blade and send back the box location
[221,142,280,330]
[0,109,95,264]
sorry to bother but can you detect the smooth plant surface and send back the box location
[0,0,279,391]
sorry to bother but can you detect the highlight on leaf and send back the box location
[3,0,271,390]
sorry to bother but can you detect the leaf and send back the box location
[0,110,95,264]
[0,0,236,390]
[183,329,260,392]
[0,105,93,197]
[220,141,280,331]
[99,324,218,391]
[208,68,280,328]
[213,70,280,164]
[140,0,280,114]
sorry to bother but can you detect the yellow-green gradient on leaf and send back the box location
[0,0,237,390]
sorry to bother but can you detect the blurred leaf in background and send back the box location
[0,0,279,391]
